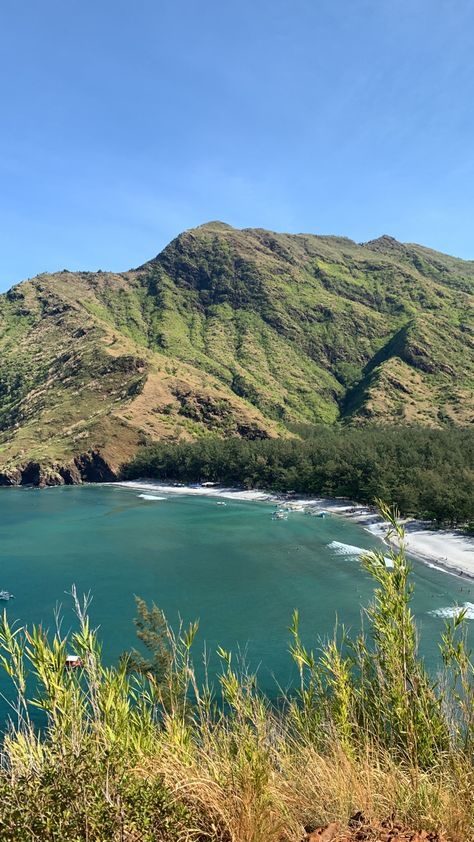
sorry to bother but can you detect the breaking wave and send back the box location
[328,541,368,557]
[121,481,271,501]
[328,541,394,569]
[429,602,474,620]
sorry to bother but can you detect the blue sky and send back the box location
[0,0,473,289]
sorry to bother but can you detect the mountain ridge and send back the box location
[0,222,472,485]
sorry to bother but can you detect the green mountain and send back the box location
[0,222,472,484]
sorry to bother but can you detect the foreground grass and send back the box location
[0,506,473,841]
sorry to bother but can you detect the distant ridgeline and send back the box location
[0,222,472,487]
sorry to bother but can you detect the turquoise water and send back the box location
[0,485,471,710]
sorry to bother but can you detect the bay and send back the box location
[0,484,471,713]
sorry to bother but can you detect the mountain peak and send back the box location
[363,234,405,253]
[194,221,235,232]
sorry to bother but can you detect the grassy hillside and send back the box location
[0,222,472,483]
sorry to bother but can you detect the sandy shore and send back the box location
[118,480,474,580]
[389,526,474,579]
[297,497,474,580]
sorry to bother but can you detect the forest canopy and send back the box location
[122,425,474,525]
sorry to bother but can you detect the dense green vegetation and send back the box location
[122,425,474,524]
[0,222,472,484]
[0,512,472,840]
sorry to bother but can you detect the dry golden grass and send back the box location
[133,719,473,842]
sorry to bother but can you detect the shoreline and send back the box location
[303,498,474,581]
[117,480,474,581]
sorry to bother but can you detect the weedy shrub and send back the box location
[0,509,473,841]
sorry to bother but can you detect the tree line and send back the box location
[122,424,474,525]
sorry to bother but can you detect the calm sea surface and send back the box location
[0,484,471,711]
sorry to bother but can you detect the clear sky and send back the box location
[0,0,473,289]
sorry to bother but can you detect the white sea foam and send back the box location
[328,541,368,557]
[137,494,167,501]
[121,481,271,501]
[429,602,474,620]
[328,541,394,569]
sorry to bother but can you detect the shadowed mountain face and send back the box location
[0,222,472,484]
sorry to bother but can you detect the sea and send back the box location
[0,483,472,717]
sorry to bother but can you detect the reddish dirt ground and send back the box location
[305,815,446,842]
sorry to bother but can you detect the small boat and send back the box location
[0,590,14,601]
[316,511,328,519]
[272,510,288,520]
[65,654,84,670]
[216,501,227,506]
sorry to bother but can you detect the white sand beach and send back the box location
[288,496,474,579]
[292,498,474,579]
[118,481,474,580]
[393,526,474,579]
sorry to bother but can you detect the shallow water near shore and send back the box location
[0,484,472,717]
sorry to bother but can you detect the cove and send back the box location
[0,484,471,716]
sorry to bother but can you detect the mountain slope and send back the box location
[0,222,472,484]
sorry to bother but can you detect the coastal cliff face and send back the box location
[0,222,472,485]
[0,451,117,487]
